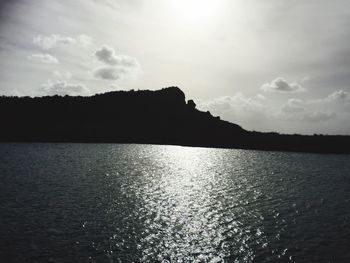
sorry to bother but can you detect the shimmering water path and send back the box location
[0,143,349,262]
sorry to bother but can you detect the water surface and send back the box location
[0,143,349,262]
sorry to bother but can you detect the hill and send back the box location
[1,87,350,154]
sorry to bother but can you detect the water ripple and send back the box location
[0,144,350,262]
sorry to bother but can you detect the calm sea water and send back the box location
[0,143,349,263]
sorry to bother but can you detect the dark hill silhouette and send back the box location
[1,86,350,154]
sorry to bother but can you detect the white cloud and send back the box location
[261,77,304,93]
[33,34,93,50]
[40,80,90,96]
[93,45,140,81]
[27,53,59,64]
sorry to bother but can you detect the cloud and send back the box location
[261,77,304,93]
[94,45,138,67]
[77,34,93,47]
[197,93,271,131]
[27,53,58,64]
[40,80,90,96]
[199,92,338,133]
[282,98,305,114]
[33,34,93,50]
[281,98,336,123]
[93,45,140,81]
[309,90,350,104]
[326,90,350,102]
[302,111,336,122]
[52,70,72,79]
[93,66,128,80]
[202,93,266,113]
[33,34,75,50]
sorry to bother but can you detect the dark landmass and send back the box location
[1,87,350,154]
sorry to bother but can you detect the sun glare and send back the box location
[169,0,222,23]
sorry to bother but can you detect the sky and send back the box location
[1,0,350,135]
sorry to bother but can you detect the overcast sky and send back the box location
[1,0,350,135]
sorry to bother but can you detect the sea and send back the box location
[0,143,349,263]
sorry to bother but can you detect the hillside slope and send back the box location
[1,87,350,154]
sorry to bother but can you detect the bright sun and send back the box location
[169,0,221,23]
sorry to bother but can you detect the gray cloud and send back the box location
[27,53,58,64]
[93,45,139,81]
[40,80,90,96]
[261,77,304,93]
[94,45,138,67]
[281,98,336,123]
[327,90,350,102]
[309,90,350,104]
[93,66,127,80]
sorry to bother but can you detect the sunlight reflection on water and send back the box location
[124,146,267,262]
[139,146,228,261]
[1,143,350,262]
